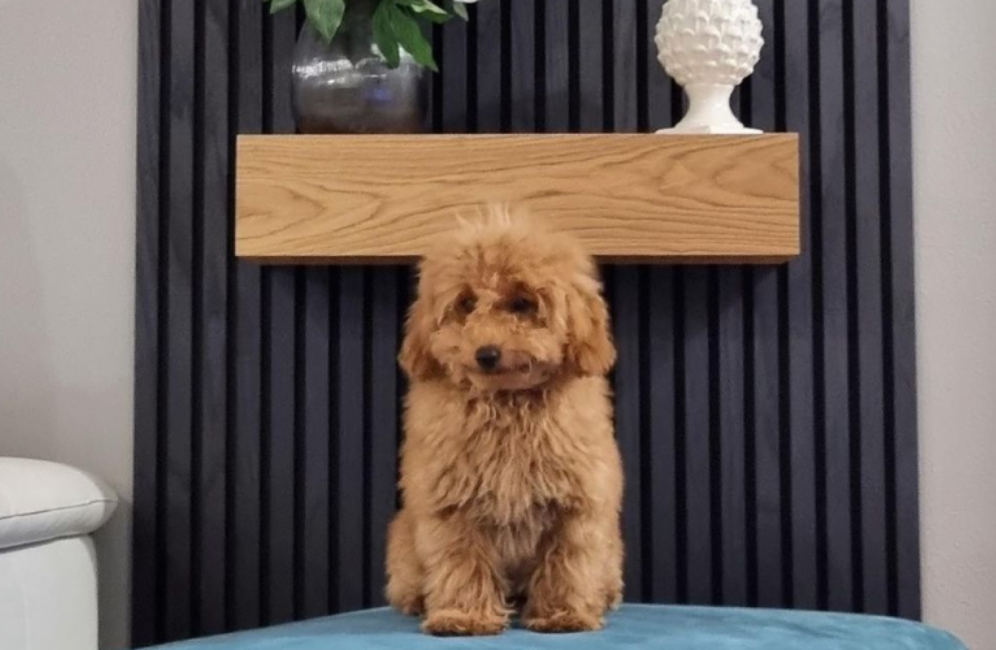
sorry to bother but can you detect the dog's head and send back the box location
[399,208,615,393]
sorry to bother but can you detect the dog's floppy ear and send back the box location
[398,283,441,381]
[564,273,616,377]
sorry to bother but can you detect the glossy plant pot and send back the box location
[291,1,429,134]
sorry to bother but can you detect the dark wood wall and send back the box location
[133,0,918,645]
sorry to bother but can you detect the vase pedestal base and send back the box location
[656,125,762,135]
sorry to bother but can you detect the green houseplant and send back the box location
[266,0,478,133]
[265,0,476,71]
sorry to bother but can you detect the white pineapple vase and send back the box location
[655,0,764,134]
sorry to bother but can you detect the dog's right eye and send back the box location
[508,296,537,315]
[456,295,477,315]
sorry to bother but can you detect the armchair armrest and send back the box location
[0,458,117,551]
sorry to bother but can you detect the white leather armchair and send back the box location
[0,458,118,650]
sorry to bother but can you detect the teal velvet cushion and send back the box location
[149,604,965,649]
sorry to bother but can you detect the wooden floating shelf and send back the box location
[235,133,800,264]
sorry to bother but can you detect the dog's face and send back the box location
[399,215,616,393]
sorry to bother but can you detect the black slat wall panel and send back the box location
[883,0,921,619]
[367,268,401,608]
[261,6,298,629]
[750,0,787,609]
[784,0,819,612]
[196,0,231,636]
[299,267,331,620]
[133,1,920,644]
[133,0,162,641]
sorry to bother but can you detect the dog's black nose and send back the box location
[475,346,502,371]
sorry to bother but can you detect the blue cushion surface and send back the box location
[148,604,966,649]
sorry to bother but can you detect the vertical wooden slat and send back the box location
[716,1,762,604]
[426,22,438,133]
[231,0,264,632]
[612,268,643,600]
[642,17,680,605]
[647,267,679,604]
[269,10,297,135]
[612,0,638,133]
[710,267,748,606]
[713,1,755,603]
[133,0,163,643]
[196,0,231,636]
[609,0,642,601]
[440,14,468,132]
[752,266,784,608]
[261,9,299,627]
[474,1,502,133]
[883,0,920,621]
[543,0,570,132]
[263,267,296,625]
[577,0,604,132]
[644,1,674,131]
[749,0,785,610]
[850,0,889,616]
[784,0,820,612]
[815,0,854,613]
[509,0,536,131]
[336,269,366,611]
[717,266,748,607]
[164,0,196,639]
[300,269,331,619]
[368,268,400,607]
[683,268,714,605]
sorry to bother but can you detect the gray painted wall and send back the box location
[0,1,136,648]
[911,1,996,646]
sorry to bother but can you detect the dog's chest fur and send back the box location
[418,391,594,529]
[401,378,618,595]
[438,395,591,590]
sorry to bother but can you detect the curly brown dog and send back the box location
[386,208,624,636]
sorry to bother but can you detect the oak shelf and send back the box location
[235,133,800,264]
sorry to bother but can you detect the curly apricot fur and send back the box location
[387,208,624,636]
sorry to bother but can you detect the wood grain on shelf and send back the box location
[235,133,800,263]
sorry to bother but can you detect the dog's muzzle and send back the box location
[475,345,502,372]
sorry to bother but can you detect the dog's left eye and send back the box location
[508,296,537,315]
[456,295,477,315]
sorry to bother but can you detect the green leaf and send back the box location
[391,5,438,71]
[373,1,402,68]
[450,1,469,21]
[397,0,447,16]
[303,0,346,43]
[394,0,451,23]
[268,0,298,15]
[412,10,453,25]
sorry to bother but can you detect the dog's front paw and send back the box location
[605,586,623,610]
[391,594,423,616]
[422,610,507,636]
[526,610,603,633]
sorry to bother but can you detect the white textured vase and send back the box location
[655,0,764,134]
